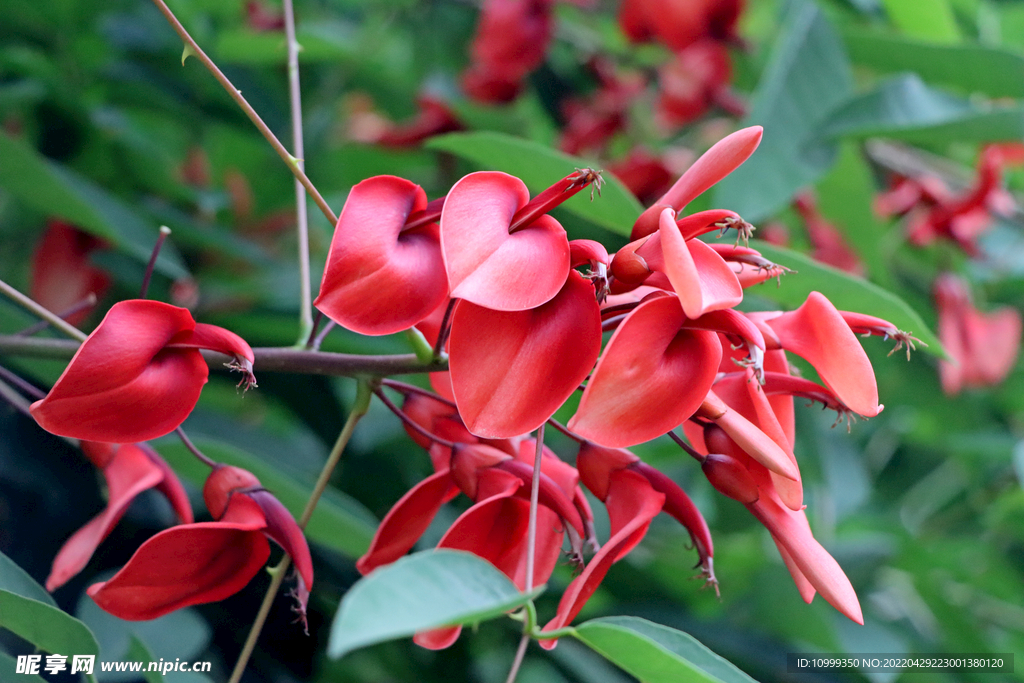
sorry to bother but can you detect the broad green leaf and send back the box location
[573,616,758,683]
[76,593,210,683]
[0,592,99,658]
[818,74,1024,143]
[0,651,47,682]
[745,240,945,357]
[155,438,377,557]
[843,30,1024,98]
[327,550,542,659]
[426,131,643,235]
[0,550,56,607]
[0,132,188,280]
[814,144,894,287]
[125,637,162,683]
[714,0,853,222]
[879,0,960,43]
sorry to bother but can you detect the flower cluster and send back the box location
[874,144,1023,394]
[315,125,914,643]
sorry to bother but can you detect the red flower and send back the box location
[619,0,744,52]
[461,0,555,103]
[357,439,590,649]
[46,441,193,592]
[348,95,464,149]
[934,273,1022,395]
[792,191,864,275]
[30,300,255,443]
[87,465,313,621]
[315,176,448,335]
[31,220,110,326]
[655,40,742,130]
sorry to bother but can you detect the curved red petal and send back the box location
[249,490,314,592]
[764,292,881,417]
[356,470,458,575]
[749,496,863,624]
[441,172,569,310]
[46,444,166,591]
[32,349,208,443]
[570,296,721,447]
[449,271,601,437]
[315,176,447,335]
[540,469,663,646]
[169,323,254,363]
[659,211,743,318]
[86,495,270,620]
[413,626,463,650]
[656,126,762,211]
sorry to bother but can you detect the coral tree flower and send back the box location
[315,175,448,335]
[357,409,591,650]
[31,300,255,443]
[88,465,313,621]
[792,191,864,276]
[31,219,110,325]
[540,442,715,645]
[619,0,743,52]
[46,441,193,592]
[461,0,554,103]
[934,273,1022,395]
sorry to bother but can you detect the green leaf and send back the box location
[572,616,759,683]
[714,0,853,222]
[879,0,960,43]
[0,550,56,607]
[843,29,1024,98]
[745,240,945,357]
[818,74,1024,143]
[75,592,210,683]
[426,131,643,235]
[0,592,100,658]
[327,549,542,659]
[155,437,377,557]
[0,132,188,280]
[0,651,47,683]
[125,637,163,683]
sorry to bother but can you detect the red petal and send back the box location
[413,626,463,650]
[314,176,447,335]
[169,323,254,363]
[658,209,742,318]
[449,272,601,437]
[249,491,314,592]
[441,172,569,310]
[356,470,458,575]
[87,495,270,620]
[540,469,663,646]
[30,300,209,442]
[764,292,881,417]
[570,296,721,447]
[31,221,110,326]
[46,444,166,591]
[701,391,800,482]
[749,496,863,624]
[656,126,762,211]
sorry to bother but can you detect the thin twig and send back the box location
[140,226,171,299]
[0,365,44,400]
[545,417,583,443]
[380,378,457,408]
[0,377,34,417]
[433,299,458,358]
[0,279,87,342]
[14,294,97,337]
[668,430,705,462]
[505,422,546,683]
[282,0,314,346]
[0,335,447,376]
[174,427,217,468]
[148,0,337,226]
[228,380,371,683]
[310,320,336,352]
[373,387,457,449]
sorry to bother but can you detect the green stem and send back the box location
[148,0,337,226]
[282,0,314,346]
[0,278,87,342]
[227,379,372,683]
